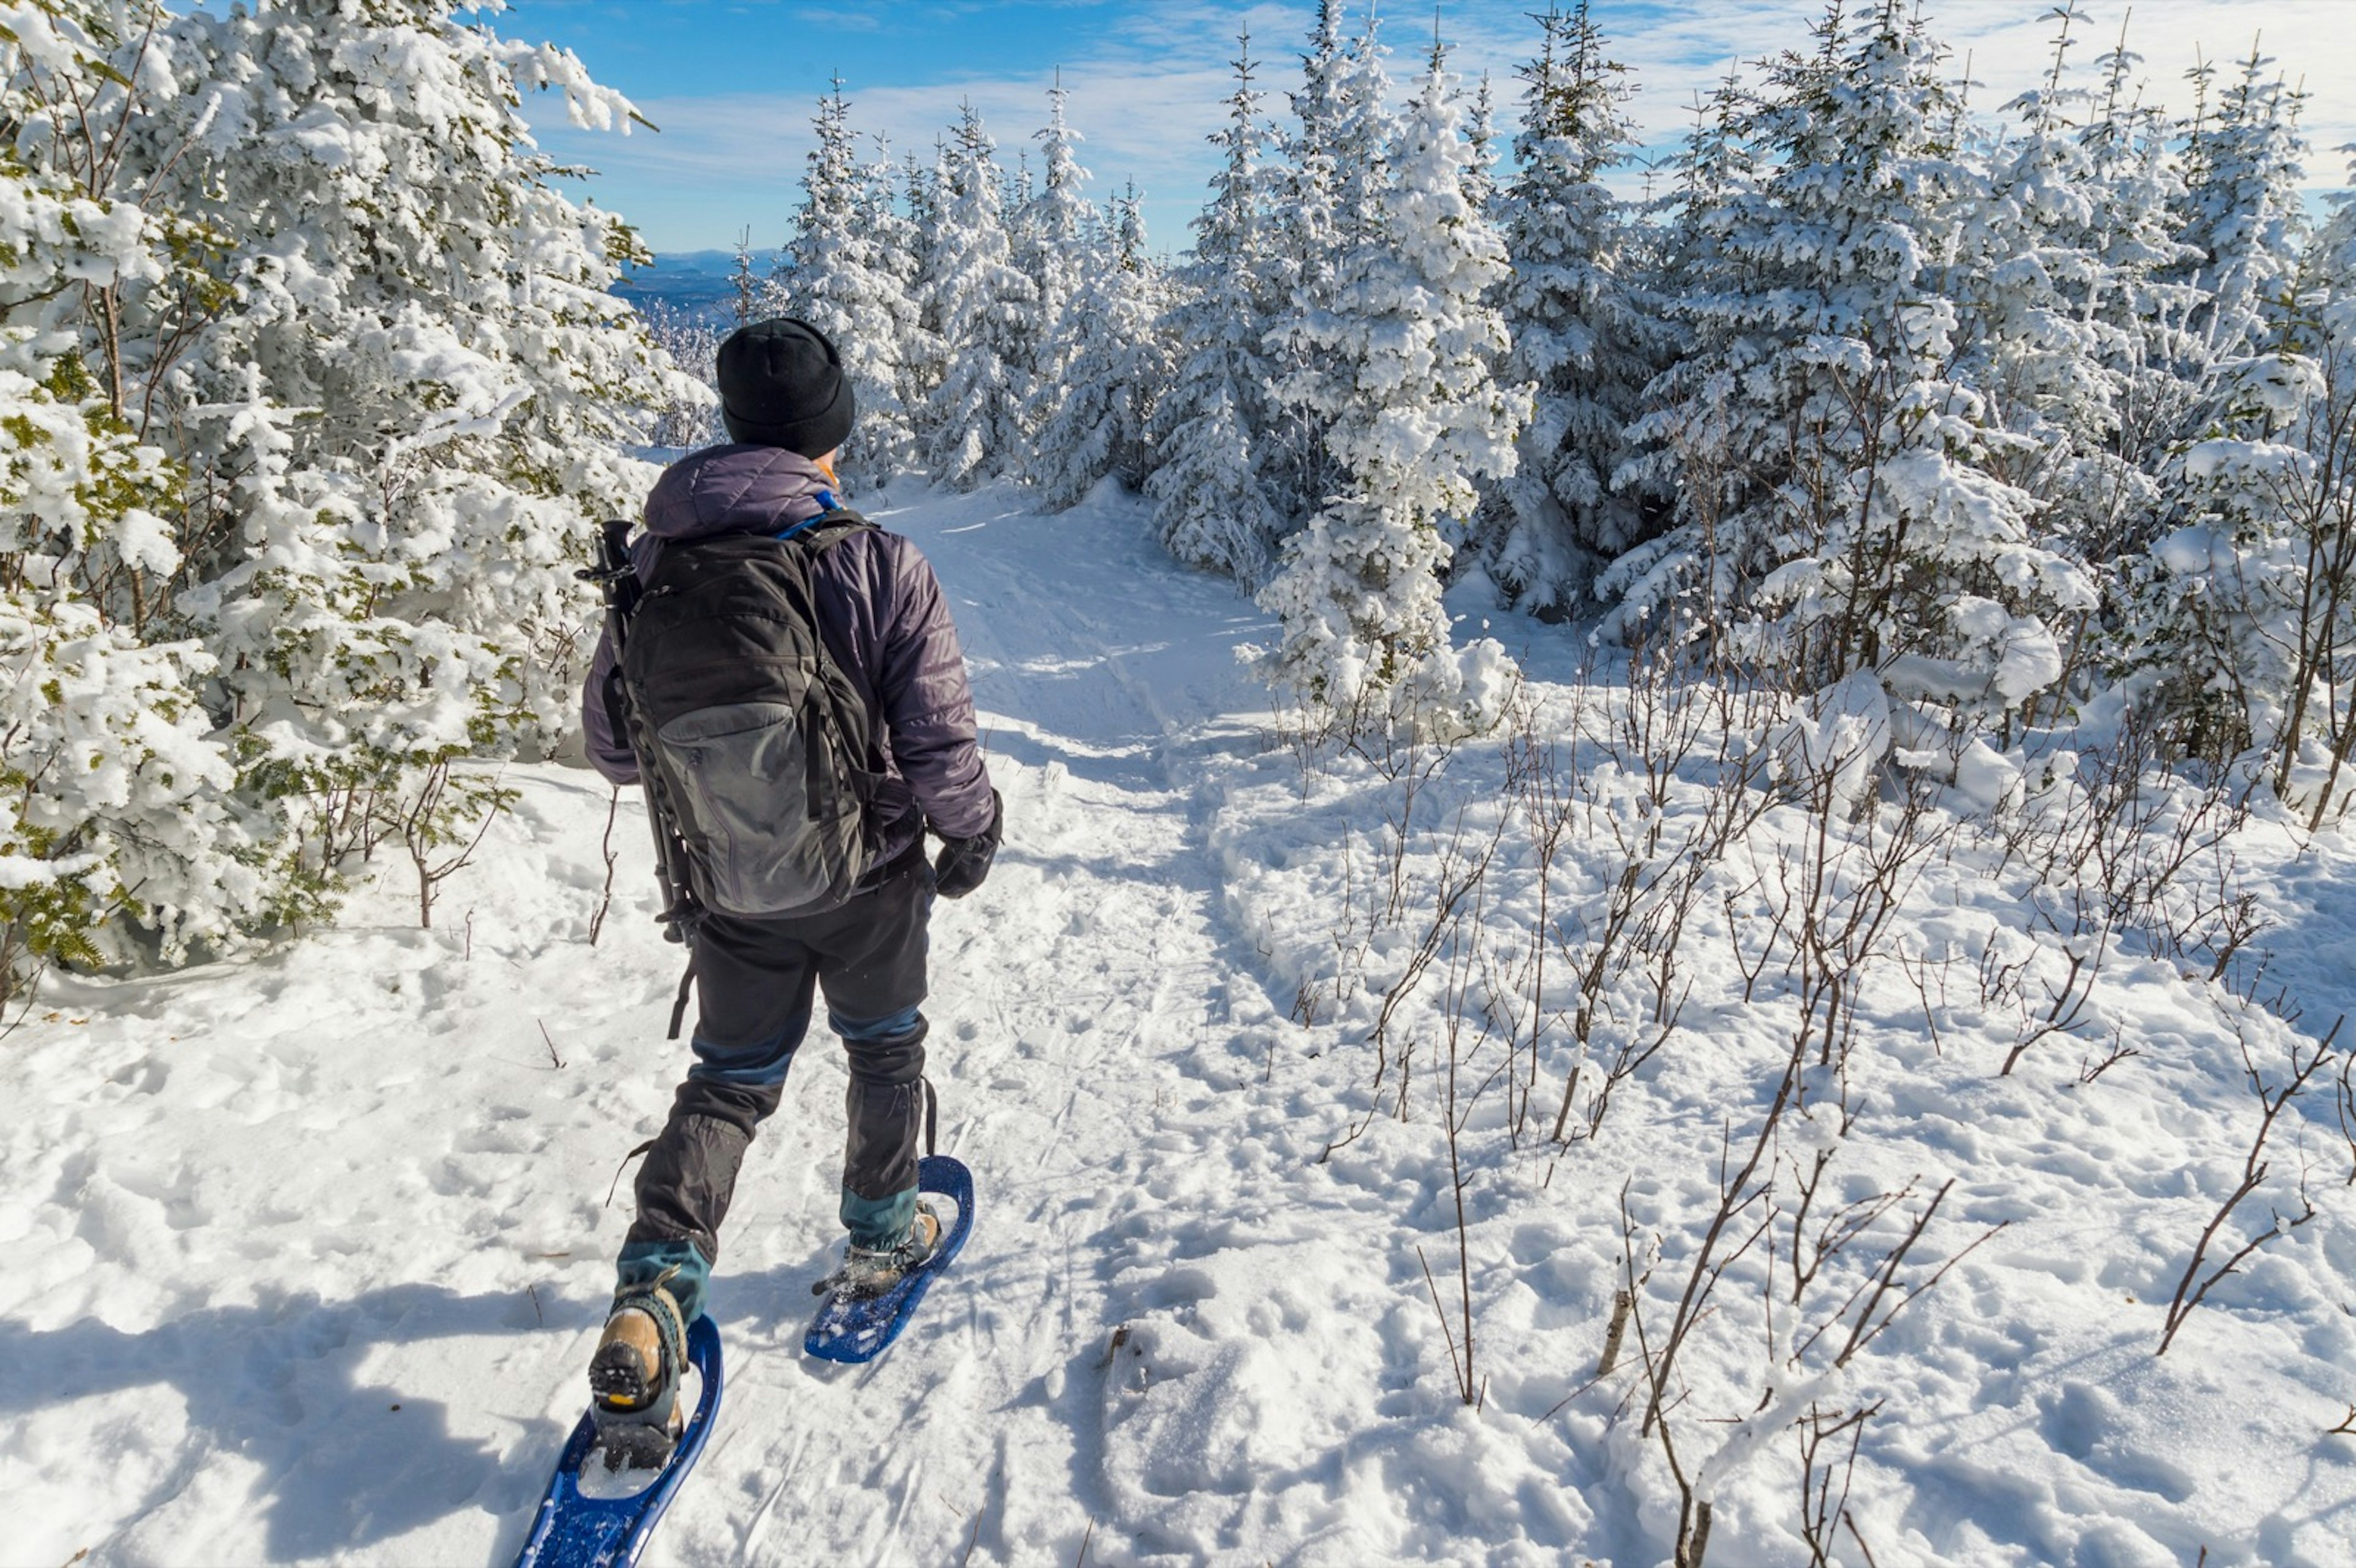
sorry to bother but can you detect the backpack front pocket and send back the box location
[655,699,837,915]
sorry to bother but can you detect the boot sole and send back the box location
[589,1340,660,1410]
[591,1413,679,1473]
[588,1337,683,1476]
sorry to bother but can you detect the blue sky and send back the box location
[496,0,2356,259]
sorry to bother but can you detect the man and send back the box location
[578,317,1001,1460]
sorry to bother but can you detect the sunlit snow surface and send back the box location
[7,480,2356,1565]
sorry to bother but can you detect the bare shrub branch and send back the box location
[2158,1018,2339,1355]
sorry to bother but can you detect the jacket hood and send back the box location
[641,443,837,542]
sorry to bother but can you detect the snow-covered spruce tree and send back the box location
[1254,46,1530,732]
[0,0,269,995]
[889,145,946,452]
[2119,49,2320,765]
[780,79,919,485]
[904,145,942,259]
[1991,18,2208,574]
[1014,77,1092,461]
[863,136,933,483]
[1262,0,1397,530]
[1947,1,2152,611]
[727,232,762,328]
[1472,0,1658,619]
[918,102,1037,491]
[2255,157,2356,813]
[2127,354,2331,772]
[1031,190,1171,513]
[1968,13,2114,427]
[1603,64,1746,551]
[1463,70,1498,217]
[1004,147,1033,234]
[100,0,691,928]
[1144,29,1288,583]
[1268,0,1347,351]
[636,302,724,450]
[1601,0,2094,724]
[2173,42,2310,371]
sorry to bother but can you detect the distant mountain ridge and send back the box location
[616,249,789,318]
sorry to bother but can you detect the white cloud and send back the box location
[791,7,885,30]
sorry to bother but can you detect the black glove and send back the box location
[932,790,1003,900]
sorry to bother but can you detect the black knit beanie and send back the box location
[714,317,856,456]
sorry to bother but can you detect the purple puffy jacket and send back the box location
[581,445,997,869]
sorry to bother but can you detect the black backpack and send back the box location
[612,511,881,919]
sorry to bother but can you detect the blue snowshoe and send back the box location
[514,1289,723,1568]
[806,1154,974,1364]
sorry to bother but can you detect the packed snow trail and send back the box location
[641,479,1297,1565]
[0,482,1347,1567]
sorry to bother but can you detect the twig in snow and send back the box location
[2000,945,2098,1076]
[1598,1289,1632,1377]
[2158,1020,2336,1356]
[1319,802,1500,1158]
[1794,1180,2007,1370]
[1797,1399,1879,1566]
[1417,1245,1471,1406]
[1612,1185,1712,1566]
[0,963,49,1042]
[590,785,623,947]
[1841,1510,1884,1568]
[2077,1024,2140,1085]
[2334,1024,2356,1186]
[1424,900,1496,1407]
[1687,1502,1712,1568]
[401,759,515,929]
[1897,943,1950,1056]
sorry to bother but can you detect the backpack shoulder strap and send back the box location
[776,505,877,554]
[778,506,887,813]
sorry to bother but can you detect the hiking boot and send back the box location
[818,1201,942,1302]
[588,1282,688,1471]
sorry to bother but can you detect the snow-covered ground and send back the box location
[9,484,2356,1566]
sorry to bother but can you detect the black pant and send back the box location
[625,850,933,1275]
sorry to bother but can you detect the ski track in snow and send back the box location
[9,483,2356,1565]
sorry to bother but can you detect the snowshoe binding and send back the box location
[588,1281,688,1472]
[814,1201,942,1302]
